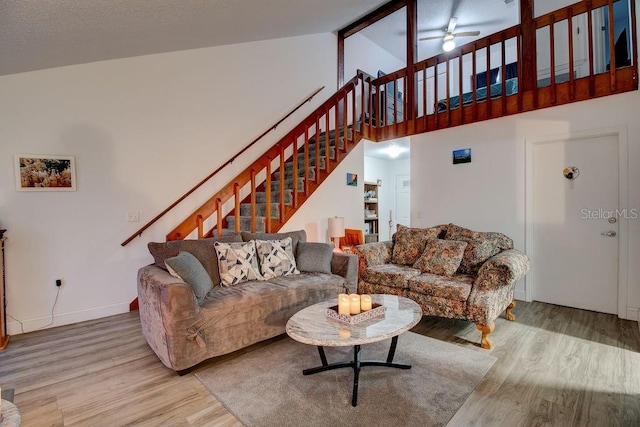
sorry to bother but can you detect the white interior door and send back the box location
[530,134,619,314]
[396,175,411,229]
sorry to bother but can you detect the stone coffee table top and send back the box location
[286,294,422,347]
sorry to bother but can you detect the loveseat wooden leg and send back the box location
[476,322,495,350]
[505,300,517,321]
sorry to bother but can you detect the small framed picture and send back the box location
[347,173,358,186]
[453,148,471,164]
[15,154,77,191]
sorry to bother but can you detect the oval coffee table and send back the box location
[286,294,422,406]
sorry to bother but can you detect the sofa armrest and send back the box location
[351,241,393,273]
[331,252,358,293]
[475,249,530,292]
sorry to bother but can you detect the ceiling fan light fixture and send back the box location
[442,35,456,52]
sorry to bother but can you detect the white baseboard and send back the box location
[514,289,527,302]
[625,307,639,322]
[7,302,131,336]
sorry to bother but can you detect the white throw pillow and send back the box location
[214,240,262,286]
[255,237,300,280]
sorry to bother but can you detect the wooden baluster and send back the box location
[325,109,330,172]
[631,0,639,83]
[265,161,271,233]
[587,0,595,96]
[279,147,285,222]
[486,39,492,117]
[501,32,507,114]
[292,137,298,208]
[422,65,426,126]
[196,214,204,239]
[517,30,523,111]
[393,77,398,128]
[607,0,616,91]
[315,115,320,181]
[351,84,357,140]
[234,183,241,232]
[304,128,310,194]
[216,198,223,236]
[334,101,340,161]
[434,56,439,129]
[568,9,575,100]
[250,170,257,232]
[472,44,478,120]
[458,50,463,123]
[550,15,557,104]
[445,57,451,126]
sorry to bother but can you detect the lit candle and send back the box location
[338,294,351,315]
[350,294,361,315]
[360,294,372,311]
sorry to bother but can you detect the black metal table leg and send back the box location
[352,345,361,407]
[301,336,411,406]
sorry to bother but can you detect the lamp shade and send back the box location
[328,217,345,238]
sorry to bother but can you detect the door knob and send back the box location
[601,231,617,237]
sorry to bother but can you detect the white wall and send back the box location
[344,33,406,80]
[410,90,640,318]
[0,33,364,334]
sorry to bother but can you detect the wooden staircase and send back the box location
[166,75,366,241]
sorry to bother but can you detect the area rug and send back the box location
[195,332,496,427]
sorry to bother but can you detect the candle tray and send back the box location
[326,303,385,324]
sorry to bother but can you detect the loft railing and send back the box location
[166,73,372,241]
[122,0,636,247]
[359,0,637,140]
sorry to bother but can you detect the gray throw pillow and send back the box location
[164,251,213,305]
[148,233,242,286]
[241,230,306,254]
[296,242,333,274]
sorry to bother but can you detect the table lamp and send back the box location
[328,216,345,250]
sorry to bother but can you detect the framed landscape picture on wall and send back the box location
[15,154,76,191]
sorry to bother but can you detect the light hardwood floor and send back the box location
[1,301,639,426]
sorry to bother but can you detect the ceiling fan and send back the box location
[419,17,480,52]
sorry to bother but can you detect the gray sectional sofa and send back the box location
[138,230,357,372]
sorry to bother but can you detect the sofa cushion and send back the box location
[255,238,299,280]
[241,230,306,254]
[148,233,242,285]
[296,242,333,274]
[391,224,442,265]
[164,251,213,305]
[407,273,474,301]
[445,224,513,251]
[361,263,421,290]
[413,238,467,276]
[214,241,262,286]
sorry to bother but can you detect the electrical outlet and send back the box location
[56,279,62,287]
[127,211,140,222]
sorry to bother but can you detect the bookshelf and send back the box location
[364,182,379,243]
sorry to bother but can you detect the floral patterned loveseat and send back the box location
[353,224,530,349]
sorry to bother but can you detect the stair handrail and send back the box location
[121,85,325,246]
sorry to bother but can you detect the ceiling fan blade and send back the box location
[419,36,444,41]
[447,17,459,33]
[453,31,481,38]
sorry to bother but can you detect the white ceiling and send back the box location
[365,138,410,160]
[0,0,389,76]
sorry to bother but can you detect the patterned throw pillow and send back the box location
[413,239,468,276]
[458,240,501,274]
[392,224,442,265]
[445,224,504,274]
[214,241,262,286]
[255,237,300,280]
